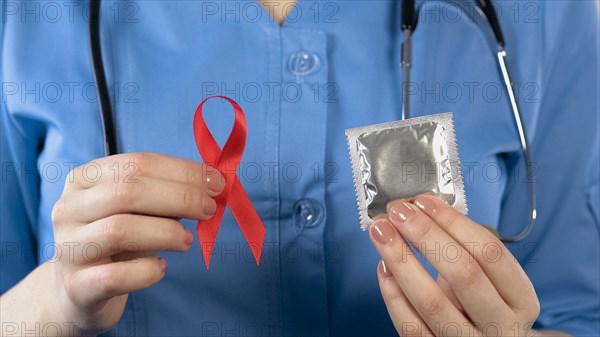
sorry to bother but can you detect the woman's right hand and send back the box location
[50,153,224,334]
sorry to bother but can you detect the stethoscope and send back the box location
[88,0,536,243]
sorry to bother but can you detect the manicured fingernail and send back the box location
[184,229,194,246]
[205,167,225,194]
[203,197,217,216]
[158,257,168,272]
[386,199,408,213]
[414,195,437,214]
[389,201,415,224]
[371,219,397,245]
[379,260,393,277]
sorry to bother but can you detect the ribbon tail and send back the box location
[228,179,266,265]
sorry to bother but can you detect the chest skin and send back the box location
[257,0,299,25]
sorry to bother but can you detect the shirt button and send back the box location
[288,50,320,76]
[293,199,324,230]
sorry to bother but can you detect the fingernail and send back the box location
[414,195,437,214]
[158,257,168,272]
[386,198,409,213]
[206,175,225,194]
[371,219,397,245]
[389,201,415,224]
[205,167,225,194]
[203,197,217,216]
[379,260,393,277]
[184,229,194,246]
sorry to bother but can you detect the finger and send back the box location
[377,261,434,337]
[67,153,225,196]
[68,214,193,264]
[387,200,512,325]
[111,250,158,263]
[70,176,217,223]
[369,218,472,335]
[412,194,537,312]
[67,256,167,308]
[437,275,464,314]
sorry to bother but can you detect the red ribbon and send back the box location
[193,96,266,268]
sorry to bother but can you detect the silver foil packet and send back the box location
[346,113,468,231]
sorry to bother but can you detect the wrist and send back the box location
[50,262,96,337]
[0,262,91,337]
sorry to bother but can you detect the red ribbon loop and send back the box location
[193,96,266,268]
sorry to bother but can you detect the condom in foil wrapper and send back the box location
[345,113,468,231]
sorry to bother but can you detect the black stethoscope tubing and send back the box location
[89,0,117,157]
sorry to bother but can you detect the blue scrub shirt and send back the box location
[1,0,599,335]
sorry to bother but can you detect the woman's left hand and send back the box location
[370,194,540,337]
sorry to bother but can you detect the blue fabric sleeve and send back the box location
[0,27,45,294]
[521,1,600,335]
